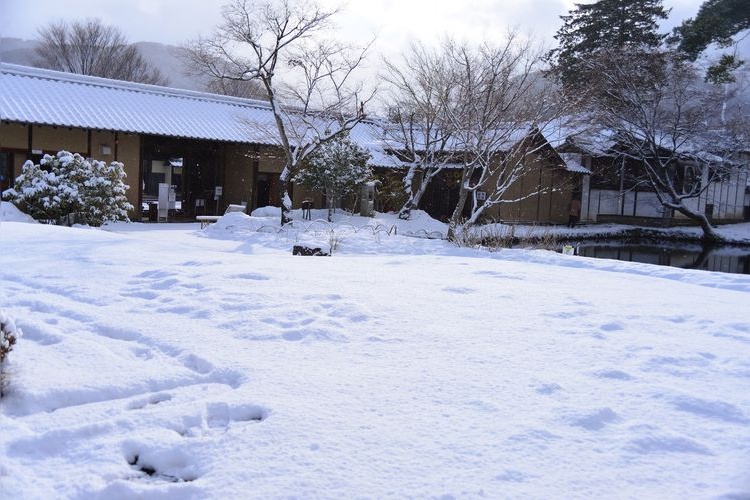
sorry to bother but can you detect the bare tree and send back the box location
[585,48,742,241]
[183,0,372,224]
[441,35,564,240]
[382,43,458,220]
[205,78,267,99]
[34,19,168,86]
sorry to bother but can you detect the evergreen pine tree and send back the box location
[549,0,669,93]
[293,135,372,222]
[672,0,750,82]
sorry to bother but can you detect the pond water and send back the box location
[572,241,750,275]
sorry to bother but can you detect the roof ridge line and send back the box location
[0,62,273,111]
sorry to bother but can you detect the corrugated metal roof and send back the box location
[559,153,592,174]
[0,63,281,144]
[0,63,408,168]
[1,63,588,173]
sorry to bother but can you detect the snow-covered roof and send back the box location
[0,63,408,169]
[0,63,280,144]
[559,153,592,174]
[0,63,594,173]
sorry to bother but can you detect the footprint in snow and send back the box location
[593,369,633,381]
[599,321,625,332]
[180,259,222,267]
[535,383,562,395]
[171,402,267,438]
[472,270,523,280]
[128,392,172,410]
[627,436,712,455]
[179,353,214,375]
[442,286,476,294]
[19,321,62,346]
[495,470,528,482]
[672,396,749,424]
[569,408,620,431]
[232,272,271,281]
[126,449,200,483]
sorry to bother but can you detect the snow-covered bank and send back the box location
[473,220,750,246]
[1,216,749,498]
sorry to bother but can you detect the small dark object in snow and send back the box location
[128,454,156,477]
[140,465,157,476]
[293,245,329,256]
[301,199,313,220]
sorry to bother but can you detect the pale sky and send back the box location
[1,0,705,56]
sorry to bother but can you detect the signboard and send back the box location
[158,183,170,221]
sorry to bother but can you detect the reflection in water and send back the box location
[575,241,750,275]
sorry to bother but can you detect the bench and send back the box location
[197,203,246,228]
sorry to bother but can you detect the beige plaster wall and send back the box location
[0,123,142,216]
[116,134,141,214]
[222,143,255,208]
[480,155,576,224]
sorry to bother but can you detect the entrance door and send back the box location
[256,175,271,208]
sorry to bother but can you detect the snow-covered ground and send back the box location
[1,206,750,498]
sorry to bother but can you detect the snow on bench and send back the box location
[197,204,246,228]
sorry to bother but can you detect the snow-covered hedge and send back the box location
[2,151,134,226]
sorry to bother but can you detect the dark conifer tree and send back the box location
[672,0,750,83]
[549,0,669,93]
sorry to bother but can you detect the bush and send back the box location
[3,151,133,226]
[373,171,408,213]
[1,310,22,397]
[294,135,372,221]
[0,310,21,363]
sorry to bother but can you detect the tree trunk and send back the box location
[447,186,470,241]
[673,205,722,242]
[279,167,292,225]
[327,196,334,222]
[447,166,473,241]
[398,198,416,220]
[398,170,430,220]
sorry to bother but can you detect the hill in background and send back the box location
[0,37,209,92]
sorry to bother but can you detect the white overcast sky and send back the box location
[1,0,704,54]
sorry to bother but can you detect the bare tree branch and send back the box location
[438,34,566,239]
[34,18,169,86]
[182,0,372,224]
[583,48,743,241]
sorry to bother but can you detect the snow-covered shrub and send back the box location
[0,309,21,363]
[294,135,372,222]
[1,309,22,397]
[2,160,64,222]
[373,172,408,213]
[3,151,133,226]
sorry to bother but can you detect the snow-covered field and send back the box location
[1,207,750,498]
